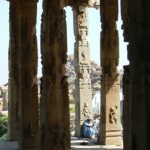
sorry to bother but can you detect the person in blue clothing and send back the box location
[82,119,99,139]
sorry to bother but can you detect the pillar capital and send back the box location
[66,0,99,8]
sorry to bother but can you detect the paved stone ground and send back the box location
[0,138,123,150]
[71,137,123,150]
[0,141,18,150]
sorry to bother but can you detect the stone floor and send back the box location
[0,141,18,150]
[71,137,123,150]
[0,137,123,150]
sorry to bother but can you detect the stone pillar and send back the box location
[73,6,92,136]
[123,0,150,149]
[100,0,122,145]
[8,0,20,141]
[40,1,70,149]
[121,0,131,149]
[122,65,132,150]
[18,1,40,149]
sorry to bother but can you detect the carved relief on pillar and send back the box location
[24,123,37,138]
[101,32,119,58]
[78,66,91,87]
[41,9,68,87]
[77,29,88,45]
[74,8,88,45]
[76,10,91,87]
[48,122,68,149]
[109,105,118,124]
[81,102,91,119]
[102,59,119,79]
[79,48,90,65]
[77,11,88,28]
[100,0,119,59]
[48,10,66,43]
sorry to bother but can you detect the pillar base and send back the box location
[99,130,123,146]
[75,125,82,137]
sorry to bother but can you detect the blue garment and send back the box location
[83,121,97,138]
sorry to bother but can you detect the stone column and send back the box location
[18,1,40,149]
[8,0,20,141]
[73,6,92,136]
[121,0,132,149]
[40,0,70,149]
[124,0,150,149]
[100,0,122,145]
[122,65,132,150]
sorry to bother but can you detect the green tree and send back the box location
[0,116,8,138]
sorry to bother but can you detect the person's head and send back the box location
[86,119,92,124]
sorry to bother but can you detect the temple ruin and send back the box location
[0,0,150,149]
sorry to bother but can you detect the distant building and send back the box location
[92,91,100,116]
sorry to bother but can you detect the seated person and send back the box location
[82,119,99,139]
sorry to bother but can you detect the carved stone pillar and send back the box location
[18,1,40,149]
[8,0,20,141]
[123,0,150,149]
[122,65,132,150]
[40,1,70,149]
[73,6,92,136]
[121,0,131,149]
[100,0,122,145]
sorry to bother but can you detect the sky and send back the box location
[0,0,128,85]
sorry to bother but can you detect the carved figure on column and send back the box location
[82,102,91,119]
[109,105,118,124]
[24,123,36,138]
[49,122,67,149]
[78,12,87,27]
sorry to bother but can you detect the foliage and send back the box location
[0,116,8,138]
[69,98,75,103]
[70,106,75,113]
[0,133,7,140]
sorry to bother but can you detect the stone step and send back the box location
[0,141,18,150]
